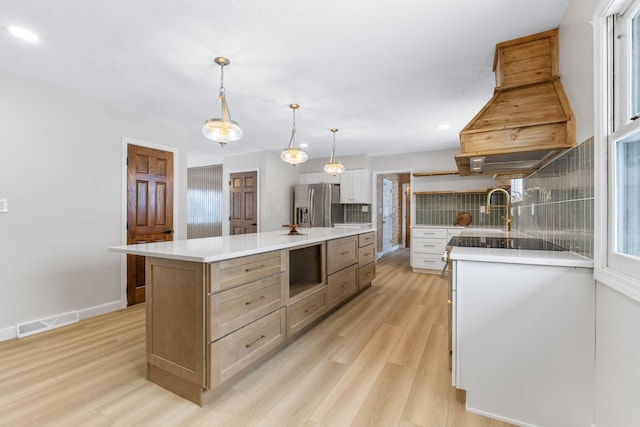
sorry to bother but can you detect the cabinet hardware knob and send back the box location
[245,264,266,272]
[245,335,266,348]
[245,295,266,306]
[447,299,452,305]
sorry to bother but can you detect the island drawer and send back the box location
[327,236,358,275]
[412,237,447,254]
[358,244,375,266]
[327,264,358,307]
[209,308,286,389]
[208,250,284,293]
[208,273,285,342]
[413,228,447,239]
[358,232,375,247]
[358,263,376,288]
[286,286,328,338]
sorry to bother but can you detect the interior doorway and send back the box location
[403,183,411,248]
[229,171,258,234]
[126,144,174,306]
[376,172,411,257]
[382,179,393,253]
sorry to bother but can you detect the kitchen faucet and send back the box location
[486,188,511,232]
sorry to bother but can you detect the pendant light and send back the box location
[324,128,345,176]
[202,57,243,147]
[280,104,308,165]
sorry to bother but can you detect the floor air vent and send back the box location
[16,311,79,338]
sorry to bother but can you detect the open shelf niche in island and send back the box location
[288,242,326,299]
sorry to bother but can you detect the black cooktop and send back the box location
[447,236,565,251]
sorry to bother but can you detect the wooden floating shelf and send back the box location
[413,170,459,177]
[413,190,489,195]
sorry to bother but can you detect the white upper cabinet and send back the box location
[340,169,372,204]
[299,172,340,184]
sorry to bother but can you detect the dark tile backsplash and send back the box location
[414,138,594,258]
[344,204,372,223]
[512,138,594,258]
[415,192,508,228]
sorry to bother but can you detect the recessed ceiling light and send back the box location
[299,143,308,148]
[438,124,450,130]
[7,26,39,42]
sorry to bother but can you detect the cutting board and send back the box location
[455,212,472,226]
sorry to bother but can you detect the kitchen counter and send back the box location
[110,227,377,406]
[449,226,595,426]
[448,228,593,268]
[109,226,375,263]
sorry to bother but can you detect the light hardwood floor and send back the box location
[0,249,513,427]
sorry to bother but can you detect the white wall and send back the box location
[595,285,640,427]
[0,70,188,339]
[222,151,299,235]
[559,0,597,144]
[560,0,640,425]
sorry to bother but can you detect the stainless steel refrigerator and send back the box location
[293,184,344,227]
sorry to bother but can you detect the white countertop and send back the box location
[449,228,593,268]
[450,246,593,268]
[110,227,375,263]
[412,225,466,229]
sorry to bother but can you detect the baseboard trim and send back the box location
[78,300,122,320]
[0,326,16,342]
[0,299,123,343]
[465,405,535,427]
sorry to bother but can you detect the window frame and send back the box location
[595,0,640,302]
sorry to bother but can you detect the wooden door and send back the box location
[405,184,411,248]
[127,145,174,306]
[229,171,257,235]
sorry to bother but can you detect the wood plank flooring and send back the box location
[0,249,513,426]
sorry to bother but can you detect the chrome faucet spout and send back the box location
[486,188,511,232]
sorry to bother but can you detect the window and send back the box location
[614,134,640,258]
[596,0,640,297]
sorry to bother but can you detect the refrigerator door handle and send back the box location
[309,188,314,226]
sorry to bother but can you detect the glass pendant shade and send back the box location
[202,93,243,146]
[323,161,345,176]
[202,57,242,147]
[281,104,308,165]
[324,128,345,175]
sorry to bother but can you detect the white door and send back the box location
[382,178,393,253]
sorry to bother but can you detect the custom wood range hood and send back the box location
[455,29,575,178]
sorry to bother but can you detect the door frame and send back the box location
[372,169,414,257]
[119,137,180,308]
[223,167,260,235]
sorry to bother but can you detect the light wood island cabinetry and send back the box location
[113,228,376,405]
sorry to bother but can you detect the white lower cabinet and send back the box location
[411,227,463,272]
[452,259,594,427]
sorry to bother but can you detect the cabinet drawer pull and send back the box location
[340,251,350,256]
[245,335,266,348]
[304,304,317,313]
[245,295,266,306]
[341,281,349,288]
[423,244,435,248]
[245,264,266,272]
[423,259,435,263]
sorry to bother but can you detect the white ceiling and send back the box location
[0,0,569,165]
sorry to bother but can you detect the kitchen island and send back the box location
[110,227,376,405]
[448,230,594,427]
